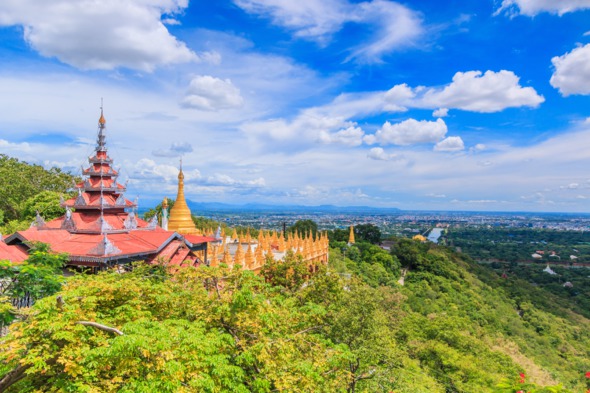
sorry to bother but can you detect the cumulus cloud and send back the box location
[0,0,200,71]
[0,139,32,153]
[309,70,543,122]
[550,44,590,96]
[368,118,448,146]
[205,173,266,187]
[495,0,590,16]
[420,70,544,112]
[182,76,244,111]
[152,141,193,157]
[241,112,356,148]
[233,0,423,62]
[434,136,465,152]
[317,126,364,146]
[432,108,448,118]
[366,147,401,161]
[130,158,200,182]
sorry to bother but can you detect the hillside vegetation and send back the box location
[0,154,75,234]
[1,236,589,392]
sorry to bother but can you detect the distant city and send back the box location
[146,201,590,236]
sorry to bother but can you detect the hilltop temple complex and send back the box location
[0,110,329,272]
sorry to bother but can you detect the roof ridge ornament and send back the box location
[31,211,46,229]
[89,233,121,256]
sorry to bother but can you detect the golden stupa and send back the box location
[167,163,198,234]
[348,225,355,244]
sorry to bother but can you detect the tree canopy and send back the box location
[0,155,75,233]
[1,237,589,392]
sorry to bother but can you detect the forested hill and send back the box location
[1,237,589,392]
[0,154,75,234]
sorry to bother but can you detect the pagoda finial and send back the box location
[96,100,107,151]
[99,99,106,126]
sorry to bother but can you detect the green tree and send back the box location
[0,154,75,222]
[0,242,67,325]
[0,264,350,392]
[288,219,318,237]
[354,224,381,244]
[20,190,67,222]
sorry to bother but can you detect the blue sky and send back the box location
[0,0,589,212]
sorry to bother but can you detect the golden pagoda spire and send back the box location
[234,243,245,268]
[255,243,265,267]
[167,160,197,234]
[245,244,254,269]
[348,225,355,244]
[222,245,233,268]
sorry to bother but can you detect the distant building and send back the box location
[531,253,543,259]
[412,234,427,242]
[543,265,557,275]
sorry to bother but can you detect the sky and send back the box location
[0,0,589,212]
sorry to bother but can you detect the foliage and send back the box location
[260,251,311,292]
[493,373,572,392]
[20,190,67,222]
[0,154,75,223]
[2,233,590,392]
[354,224,382,244]
[0,263,351,392]
[0,243,67,324]
[288,219,318,237]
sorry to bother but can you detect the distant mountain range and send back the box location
[185,201,402,214]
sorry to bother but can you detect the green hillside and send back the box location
[1,237,588,392]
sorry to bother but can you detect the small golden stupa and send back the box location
[167,161,198,234]
[348,225,355,244]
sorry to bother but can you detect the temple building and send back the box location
[0,110,214,270]
[0,109,329,272]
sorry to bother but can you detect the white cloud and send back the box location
[470,143,486,153]
[130,158,200,182]
[433,108,448,118]
[550,44,590,96]
[233,0,423,62]
[366,147,401,161]
[206,174,266,188]
[434,136,465,152]
[495,0,590,16]
[560,183,580,189]
[421,70,544,112]
[317,126,364,146]
[152,141,193,157]
[347,0,424,63]
[182,76,244,111]
[306,70,543,122]
[0,0,199,71]
[233,0,348,42]
[369,118,448,146]
[0,139,32,153]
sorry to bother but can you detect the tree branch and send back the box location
[0,363,30,392]
[77,321,123,336]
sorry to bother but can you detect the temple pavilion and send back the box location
[0,110,214,270]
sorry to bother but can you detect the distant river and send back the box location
[428,228,443,243]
